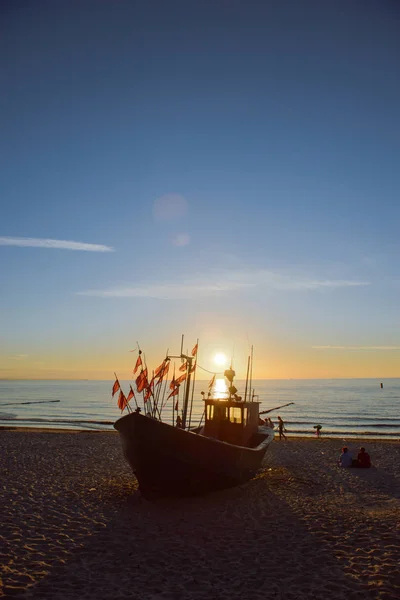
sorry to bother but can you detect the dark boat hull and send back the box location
[114,412,274,497]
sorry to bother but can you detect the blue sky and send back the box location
[1,0,400,379]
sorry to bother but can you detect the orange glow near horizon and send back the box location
[1,344,400,380]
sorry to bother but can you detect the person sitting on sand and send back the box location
[264,417,274,429]
[277,415,287,441]
[355,447,371,468]
[339,446,353,468]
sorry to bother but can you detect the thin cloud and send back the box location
[312,346,400,351]
[78,269,370,300]
[78,280,256,300]
[0,237,114,252]
[254,271,370,290]
[7,354,29,360]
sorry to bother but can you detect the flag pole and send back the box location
[244,355,250,403]
[249,345,253,402]
[187,339,198,430]
[172,364,176,426]
[153,350,169,417]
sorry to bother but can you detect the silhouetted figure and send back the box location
[176,415,182,428]
[277,415,287,440]
[314,424,322,438]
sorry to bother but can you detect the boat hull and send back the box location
[114,412,274,497]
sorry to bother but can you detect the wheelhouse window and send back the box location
[218,405,228,420]
[206,404,214,420]
[229,407,242,424]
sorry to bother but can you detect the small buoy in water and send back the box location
[380,382,383,389]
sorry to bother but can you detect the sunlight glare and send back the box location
[214,352,227,366]
[213,378,228,399]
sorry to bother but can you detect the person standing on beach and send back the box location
[277,415,287,440]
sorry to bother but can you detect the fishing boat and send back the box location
[113,340,275,498]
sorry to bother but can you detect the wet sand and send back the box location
[1,430,399,599]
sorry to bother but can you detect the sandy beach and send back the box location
[0,430,399,600]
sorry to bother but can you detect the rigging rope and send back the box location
[195,363,224,375]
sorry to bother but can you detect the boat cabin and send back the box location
[203,398,260,446]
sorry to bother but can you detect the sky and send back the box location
[1,0,400,380]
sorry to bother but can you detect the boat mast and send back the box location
[244,355,250,402]
[249,345,253,402]
[187,338,198,430]
[168,334,194,429]
[181,354,193,429]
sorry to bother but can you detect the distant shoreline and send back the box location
[1,425,399,443]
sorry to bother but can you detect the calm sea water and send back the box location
[0,379,399,439]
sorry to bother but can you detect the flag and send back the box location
[175,399,179,411]
[133,353,142,374]
[169,376,176,391]
[112,378,120,397]
[117,390,127,411]
[179,361,187,372]
[143,377,154,402]
[189,361,196,374]
[126,386,135,403]
[175,372,187,385]
[156,361,169,383]
[191,343,198,357]
[208,374,216,390]
[155,360,166,378]
[136,368,148,393]
[144,386,153,402]
[167,385,180,399]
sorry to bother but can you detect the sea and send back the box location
[0,378,399,440]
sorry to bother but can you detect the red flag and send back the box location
[175,372,187,385]
[133,354,142,374]
[179,361,187,372]
[118,390,127,411]
[191,343,198,357]
[208,374,216,390]
[175,399,179,411]
[126,386,135,403]
[112,378,120,397]
[189,361,196,374]
[136,368,148,393]
[167,385,180,399]
[156,361,170,383]
[144,387,153,402]
[155,360,165,377]
[169,376,176,391]
[143,377,154,401]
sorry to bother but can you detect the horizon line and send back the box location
[1,376,399,382]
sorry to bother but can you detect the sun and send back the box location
[214,352,227,366]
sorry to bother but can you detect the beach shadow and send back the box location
[8,477,396,600]
[343,466,400,502]
[2,432,398,600]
